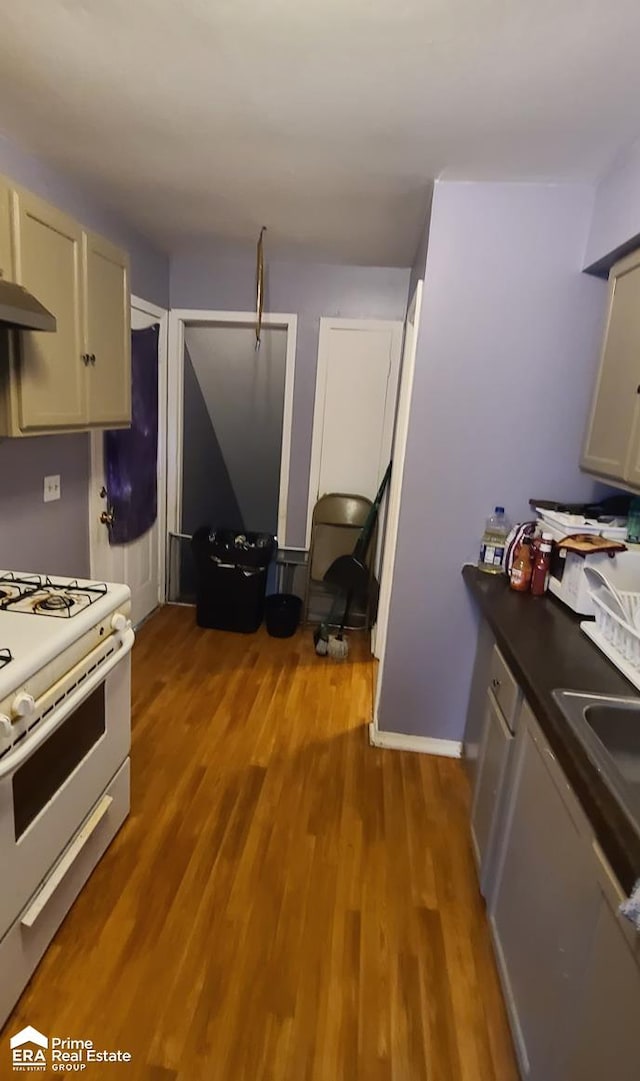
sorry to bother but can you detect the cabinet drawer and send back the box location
[489,645,521,730]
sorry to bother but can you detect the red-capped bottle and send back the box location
[530,532,553,596]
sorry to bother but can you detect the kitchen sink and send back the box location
[552,690,640,831]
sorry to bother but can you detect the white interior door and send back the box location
[307,318,403,544]
[89,296,167,625]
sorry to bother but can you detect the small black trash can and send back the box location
[265,593,302,638]
[191,527,276,633]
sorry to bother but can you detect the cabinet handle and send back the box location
[637,385,640,395]
[90,353,96,365]
[82,353,91,366]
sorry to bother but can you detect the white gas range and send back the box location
[0,571,134,1027]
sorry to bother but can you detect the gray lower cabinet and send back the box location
[463,621,496,784]
[558,844,640,1081]
[465,623,640,1079]
[489,703,600,1081]
[468,639,521,895]
[471,691,512,883]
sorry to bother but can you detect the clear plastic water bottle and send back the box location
[478,506,510,575]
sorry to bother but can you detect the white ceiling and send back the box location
[1,0,640,266]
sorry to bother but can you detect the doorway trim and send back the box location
[88,294,169,605]
[370,281,424,738]
[167,309,297,545]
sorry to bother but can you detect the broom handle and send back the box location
[353,461,392,561]
[338,590,353,636]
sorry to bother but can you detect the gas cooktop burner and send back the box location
[0,647,12,670]
[0,573,109,617]
[36,594,75,613]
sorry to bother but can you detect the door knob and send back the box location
[100,510,115,526]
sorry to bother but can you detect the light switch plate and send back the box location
[43,475,61,503]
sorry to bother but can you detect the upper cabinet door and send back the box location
[0,177,13,281]
[12,188,86,430]
[83,232,131,427]
[582,250,640,482]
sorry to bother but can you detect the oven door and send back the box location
[0,632,133,936]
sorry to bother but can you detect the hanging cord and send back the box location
[255,226,267,350]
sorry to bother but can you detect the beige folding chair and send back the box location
[303,493,375,628]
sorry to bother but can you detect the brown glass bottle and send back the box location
[530,533,553,596]
[510,537,533,592]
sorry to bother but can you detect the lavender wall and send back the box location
[377,181,608,740]
[0,135,169,577]
[171,246,410,545]
[585,139,640,270]
[0,434,89,576]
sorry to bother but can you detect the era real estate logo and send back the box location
[9,1025,132,1073]
[10,1027,48,1072]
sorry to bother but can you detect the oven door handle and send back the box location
[0,627,135,779]
[21,793,114,929]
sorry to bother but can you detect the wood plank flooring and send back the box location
[2,605,517,1079]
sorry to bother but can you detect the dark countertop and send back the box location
[463,564,640,893]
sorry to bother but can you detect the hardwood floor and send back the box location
[2,605,517,1080]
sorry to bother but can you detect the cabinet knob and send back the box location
[492,678,501,690]
[82,353,91,366]
[90,353,96,365]
[637,384,640,395]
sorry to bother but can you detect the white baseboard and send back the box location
[368,722,462,758]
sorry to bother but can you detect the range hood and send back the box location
[0,279,56,332]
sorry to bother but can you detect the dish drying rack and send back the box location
[581,588,640,692]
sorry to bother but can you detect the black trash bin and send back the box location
[191,527,276,633]
[265,593,302,638]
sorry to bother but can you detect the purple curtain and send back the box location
[105,324,159,545]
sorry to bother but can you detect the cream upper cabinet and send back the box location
[0,178,12,281]
[12,188,86,430]
[0,179,132,437]
[83,232,131,427]
[582,249,640,485]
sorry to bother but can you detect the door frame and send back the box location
[167,309,297,545]
[88,293,169,604]
[371,282,423,726]
[306,317,403,547]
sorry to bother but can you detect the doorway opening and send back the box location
[166,311,297,602]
